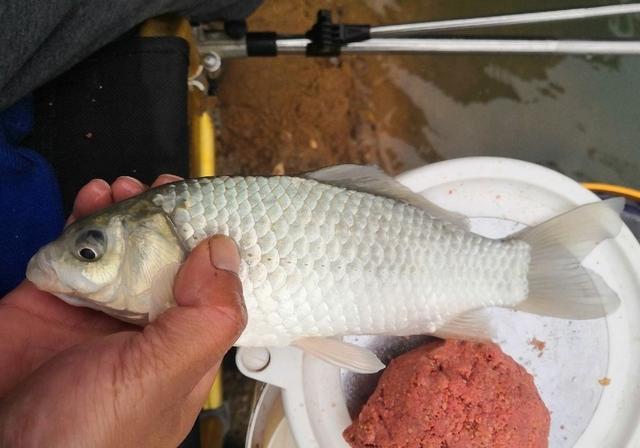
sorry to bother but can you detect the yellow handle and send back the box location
[582,182,640,201]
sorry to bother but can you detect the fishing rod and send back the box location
[195,3,640,76]
[369,3,640,36]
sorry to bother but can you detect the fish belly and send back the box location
[151,177,531,346]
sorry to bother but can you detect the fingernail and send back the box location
[88,178,110,189]
[77,179,110,202]
[208,236,240,274]
[114,176,143,187]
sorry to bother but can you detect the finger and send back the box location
[123,236,245,398]
[111,176,148,202]
[67,179,112,224]
[151,174,183,188]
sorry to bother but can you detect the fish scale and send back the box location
[150,176,531,346]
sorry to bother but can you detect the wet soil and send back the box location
[215,0,440,178]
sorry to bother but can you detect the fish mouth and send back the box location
[26,250,59,292]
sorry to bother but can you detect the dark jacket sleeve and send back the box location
[0,0,261,110]
[0,97,64,296]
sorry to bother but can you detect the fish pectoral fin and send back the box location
[292,337,385,374]
[303,164,469,230]
[433,309,496,342]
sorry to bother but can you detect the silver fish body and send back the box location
[149,175,530,346]
[27,165,623,360]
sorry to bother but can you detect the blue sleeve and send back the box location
[0,97,64,296]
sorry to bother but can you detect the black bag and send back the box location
[24,33,190,214]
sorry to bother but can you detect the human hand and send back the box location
[0,176,247,447]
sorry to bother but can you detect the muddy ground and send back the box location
[215,0,441,178]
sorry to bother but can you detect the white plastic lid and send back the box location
[238,157,640,448]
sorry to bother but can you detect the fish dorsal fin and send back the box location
[304,164,469,230]
[293,337,385,374]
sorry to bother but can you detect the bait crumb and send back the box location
[529,337,546,356]
[344,340,550,448]
[598,377,611,386]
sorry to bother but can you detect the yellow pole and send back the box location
[188,88,216,177]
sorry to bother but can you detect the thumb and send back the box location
[127,235,246,396]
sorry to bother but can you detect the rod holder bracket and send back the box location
[305,10,370,56]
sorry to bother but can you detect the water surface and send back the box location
[353,0,640,186]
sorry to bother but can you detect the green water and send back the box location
[360,0,640,187]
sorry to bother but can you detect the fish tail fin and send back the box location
[514,198,624,319]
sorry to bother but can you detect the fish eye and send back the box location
[74,229,106,262]
[79,247,98,260]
